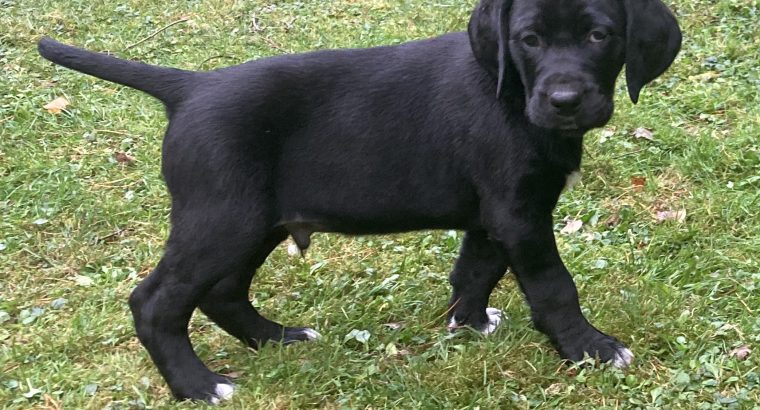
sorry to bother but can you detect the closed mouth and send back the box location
[557,123,580,130]
[544,115,579,130]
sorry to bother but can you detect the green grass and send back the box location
[1,0,759,408]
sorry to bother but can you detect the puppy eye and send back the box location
[522,34,541,48]
[589,30,608,43]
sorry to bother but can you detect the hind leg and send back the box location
[129,204,272,403]
[198,228,320,348]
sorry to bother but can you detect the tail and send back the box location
[38,37,195,107]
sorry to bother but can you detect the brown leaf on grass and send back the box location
[728,345,751,361]
[43,96,69,114]
[43,393,62,410]
[560,219,583,235]
[631,176,647,191]
[113,151,136,164]
[633,127,654,141]
[605,211,621,228]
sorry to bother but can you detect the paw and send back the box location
[558,329,633,368]
[448,307,504,335]
[612,346,634,368]
[169,372,233,404]
[282,326,321,344]
[482,307,503,335]
[563,170,582,192]
[208,383,235,405]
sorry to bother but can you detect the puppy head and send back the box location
[469,0,682,131]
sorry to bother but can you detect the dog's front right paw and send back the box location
[169,371,234,404]
[448,307,504,335]
[282,326,321,344]
[209,383,235,405]
[556,328,633,368]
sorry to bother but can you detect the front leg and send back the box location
[497,214,633,367]
[447,230,509,334]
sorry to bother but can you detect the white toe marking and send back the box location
[612,347,634,368]
[482,307,503,335]
[448,308,504,334]
[214,383,235,402]
[286,243,301,257]
[564,170,582,192]
[303,328,321,341]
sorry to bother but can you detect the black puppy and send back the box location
[38,0,681,403]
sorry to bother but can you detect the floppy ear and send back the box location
[624,0,682,103]
[468,0,513,99]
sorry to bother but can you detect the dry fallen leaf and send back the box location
[633,127,654,141]
[545,383,564,395]
[113,151,136,164]
[728,345,751,361]
[560,219,583,235]
[605,211,622,228]
[43,393,62,410]
[222,371,244,379]
[654,211,671,222]
[688,71,720,83]
[631,176,647,191]
[43,96,69,114]
[599,128,615,143]
[655,209,687,224]
[383,322,404,330]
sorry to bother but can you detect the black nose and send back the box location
[549,90,582,112]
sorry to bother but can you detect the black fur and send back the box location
[38,0,680,402]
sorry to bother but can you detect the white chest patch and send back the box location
[564,170,582,192]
